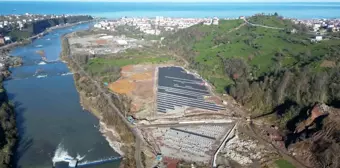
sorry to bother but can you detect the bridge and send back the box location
[54,156,122,168]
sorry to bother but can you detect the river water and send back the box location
[4,24,120,168]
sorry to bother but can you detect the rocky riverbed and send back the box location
[0,49,23,79]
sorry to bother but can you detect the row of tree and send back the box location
[0,82,17,168]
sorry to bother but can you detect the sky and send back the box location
[2,0,340,2]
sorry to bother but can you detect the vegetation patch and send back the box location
[0,83,17,168]
[275,159,295,168]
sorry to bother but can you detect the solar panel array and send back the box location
[157,67,225,113]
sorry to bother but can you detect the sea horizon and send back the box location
[1,1,340,19]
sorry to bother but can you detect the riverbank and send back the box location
[0,82,17,168]
[60,35,137,168]
[0,20,94,51]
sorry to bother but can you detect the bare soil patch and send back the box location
[108,64,159,114]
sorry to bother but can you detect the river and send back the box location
[4,24,120,168]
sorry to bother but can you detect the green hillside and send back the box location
[164,14,340,122]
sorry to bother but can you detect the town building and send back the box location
[212,17,219,25]
[4,36,11,42]
[311,35,323,43]
[0,36,5,45]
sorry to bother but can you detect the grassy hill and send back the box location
[164,15,340,110]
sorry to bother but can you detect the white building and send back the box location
[311,36,323,43]
[203,19,212,25]
[316,36,323,41]
[4,36,11,41]
[313,23,321,31]
[212,17,219,25]
[93,23,102,28]
[116,39,128,45]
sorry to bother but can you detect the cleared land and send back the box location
[108,64,158,114]
[145,124,235,164]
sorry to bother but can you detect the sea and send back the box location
[0,2,340,19]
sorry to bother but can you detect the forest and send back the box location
[0,82,16,168]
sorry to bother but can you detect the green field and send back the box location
[87,56,171,70]
[84,48,172,83]
[275,159,295,168]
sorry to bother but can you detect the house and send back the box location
[0,36,5,45]
[93,23,102,28]
[311,35,323,43]
[203,19,212,25]
[212,17,219,25]
[332,27,339,32]
[4,36,11,42]
[239,16,245,19]
[313,23,321,32]
[315,35,323,41]
[291,28,298,34]
[328,24,335,29]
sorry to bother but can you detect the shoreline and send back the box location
[99,121,125,156]
[77,89,126,158]
[60,35,136,167]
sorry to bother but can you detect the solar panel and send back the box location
[157,67,225,113]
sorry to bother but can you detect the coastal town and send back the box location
[93,15,340,41]
[94,16,221,35]
[0,13,92,46]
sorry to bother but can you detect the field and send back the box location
[275,159,295,168]
[87,56,171,69]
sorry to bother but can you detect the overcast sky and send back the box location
[2,0,340,2]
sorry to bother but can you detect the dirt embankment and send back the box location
[61,36,136,168]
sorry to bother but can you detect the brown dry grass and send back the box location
[95,39,108,45]
[320,60,336,68]
[122,65,134,72]
[108,79,136,94]
[108,65,157,113]
[131,72,153,80]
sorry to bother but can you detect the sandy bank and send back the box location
[99,121,125,156]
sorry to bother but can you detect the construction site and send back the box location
[68,32,146,56]
[106,63,252,167]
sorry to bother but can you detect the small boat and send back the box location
[36,75,47,78]
[38,61,46,65]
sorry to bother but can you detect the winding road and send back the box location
[243,18,284,30]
